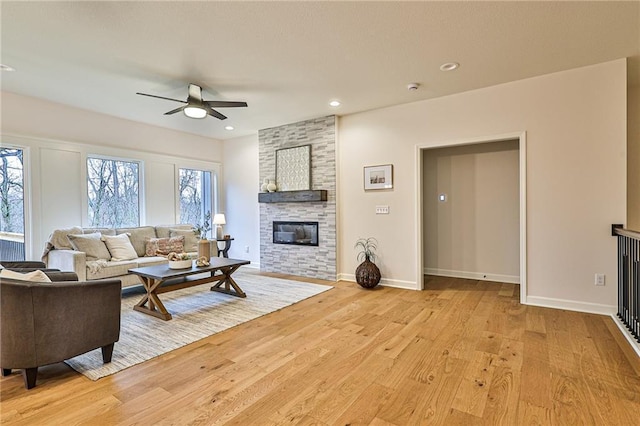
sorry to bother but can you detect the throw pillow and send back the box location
[102,233,138,261]
[68,232,112,260]
[115,227,157,257]
[0,269,52,282]
[169,228,199,252]
[145,236,185,257]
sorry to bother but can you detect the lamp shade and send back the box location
[213,214,226,225]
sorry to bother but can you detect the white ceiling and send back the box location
[2,1,639,141]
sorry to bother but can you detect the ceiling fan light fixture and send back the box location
[184,106,207,119]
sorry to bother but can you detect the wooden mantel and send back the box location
[258,190,328,203]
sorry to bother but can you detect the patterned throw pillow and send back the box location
[169,228,199,252]
[145,236,185,257]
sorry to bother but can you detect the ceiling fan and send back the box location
[136,83,247,120]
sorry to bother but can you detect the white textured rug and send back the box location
[65,270,332,380]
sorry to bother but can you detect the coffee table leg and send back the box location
[210,265,247,298]
[133,276,173,320]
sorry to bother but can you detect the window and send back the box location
[0,148,25,260]
[87,157,140,227]
[179,168,213,236]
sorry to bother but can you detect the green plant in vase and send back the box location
[195,211,212,239]
[354,237,381,288]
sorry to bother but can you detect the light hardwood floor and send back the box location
[1,274,639,425]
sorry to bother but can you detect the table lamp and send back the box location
[213,214,226,239]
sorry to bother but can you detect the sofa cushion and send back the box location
[169,229,199,252]
[0,269,52,282]
[116,227,156,257]
[102,233,138,261]
[49,226,83,250]
[68,232,111,260]
[136,256,169,267]
[86,259,137,280]
[145,236,185,257]
[155,224,193,239]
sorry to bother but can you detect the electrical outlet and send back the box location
[244,246,250,253]
[595,274,605,286]
[376,205,389,214]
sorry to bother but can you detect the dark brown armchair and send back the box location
[0,277,121,389]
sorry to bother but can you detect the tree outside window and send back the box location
[179,168,212,236]
[87,157,140,227]
[0,148,25,260]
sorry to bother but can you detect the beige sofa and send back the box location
[43,225,216,288]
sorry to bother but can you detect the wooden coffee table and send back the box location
[128,257,250,321]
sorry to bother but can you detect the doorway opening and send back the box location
[416,132,527,302]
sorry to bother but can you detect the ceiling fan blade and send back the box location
[136,92,187,104]
[188,84,203,101]
[205,101,248,108]
[164,106,186,115]
[204,105,227,120]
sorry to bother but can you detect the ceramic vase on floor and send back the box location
[355,256,381,288]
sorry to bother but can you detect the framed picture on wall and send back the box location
[364,164,393,190]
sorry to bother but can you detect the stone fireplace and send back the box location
[258,116,336,281]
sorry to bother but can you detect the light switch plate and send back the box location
[375,205,389,214]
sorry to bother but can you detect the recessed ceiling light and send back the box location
[329,100,341,107]
[0,64,15,72]
[224,125,234,131]
[440,62,459,72]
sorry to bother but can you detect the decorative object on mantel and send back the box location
[213,213,226,239]
[364,164,393,190]
[267,180,277,192]
[258,189,327,203]
[261,178,269,192]
[354,237,381,288]
[196,211,212,260]
[276,144,311,191]
[168,252,192,269]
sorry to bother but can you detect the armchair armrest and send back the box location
[47,250,86,281]
[0,261,47,269]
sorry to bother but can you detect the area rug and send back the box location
[65,270,332,380]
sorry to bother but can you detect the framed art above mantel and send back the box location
[276,145,311,191]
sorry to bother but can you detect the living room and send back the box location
[1,1,640,424]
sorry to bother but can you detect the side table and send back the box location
[215,237,234,258]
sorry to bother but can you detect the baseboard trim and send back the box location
[611,315,640,358]
[424,268,520,284]
[338,273,418,290]
[525,295,616,316]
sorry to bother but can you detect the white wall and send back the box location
[1,92,224,260]
[423,140,520,283]
[222,133,260,266]
[339,59,627,313]
[628,85,640,231]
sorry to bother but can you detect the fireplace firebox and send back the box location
[273,221,318,246]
